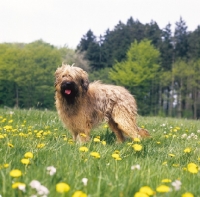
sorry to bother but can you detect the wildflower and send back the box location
[0,135,4,139]
[30,180,41,190]
[156,185,171,193]
[37,185,49,196]
[93,138,100,142]
[114,150,120,154]
[131,164,141,170]
[181,134,187,139]
[172,180,182,191]
[103,124,108,128]
[162,161,167,166]
[132,144,142,151]
[47,166,56,176]
[182,192,194,197]
[12,182,26,192]
[187,162,198,174]
[24,152,33,158]
[72,190,87,197]
[79,146,89,152]
[184,148,191,153]
[139,186,154,195]
[168,154,175,157]
[80,133,86,137]
[21,158,30,165]
[8,142,14,148]
[112,153,122,160]
[133,138,140,142]
[134,192,148,197]
[101,140,106,145]
[173,164,179,167]
[82,178,88,186]
[156,141,161,144]
[10,169,22,178]
[37,143,45,148]
[56,182,70,193]
[161,179,171,183]
[90,152,100,158]
[3,163,9,168]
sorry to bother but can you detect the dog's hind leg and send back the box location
[110,106,140,140]
[108,118,125,142]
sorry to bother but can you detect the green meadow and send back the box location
[0,108,200,197]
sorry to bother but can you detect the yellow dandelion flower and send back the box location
[72,190,87,197]
[10,169,22,178]
[139,186,154,196]
[37,143,45,148]
[90,152,100,158]
[187,163,198,174]
[184,148,191,153]
[168,154,175,157]
[80,133,86,137]
[56,182,70,193]
[112,153,121,160]
[182,192,194,197]
[132,144,142,151]
[156,185,170,193]
[114,150,120,154]
[156,141,161,144]
[79,146,89,152]
[101,140,106,145]
[103,124,108,128]
[93,138,100,142]
[8,143,14,148]
[134,192,149,197]
[24,152,33,158]
[162,179,172,183]
[173,164,179,167]
[133,138,141,142]
[21,158,30,165]
[0,134,4,139]
[4,163,9,168]
[12,182,26,189]
[162,161,167,166]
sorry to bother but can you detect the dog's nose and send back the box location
[66,82,71,85]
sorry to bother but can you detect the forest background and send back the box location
[0,17,200,119]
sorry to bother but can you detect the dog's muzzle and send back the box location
[61,81,74,95]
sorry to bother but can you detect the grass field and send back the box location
[0,108,200,197]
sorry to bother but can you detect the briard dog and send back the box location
[55,64,150,143]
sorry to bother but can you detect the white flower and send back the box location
[30,180,41,190]
[46,166,56,176]
[18,184,26,192]
[82,178,88,186]
[131,164,140,170]
[197,130,200,133]
[37,185,49,196]
[172,180,182,191]
[181,134,187,139]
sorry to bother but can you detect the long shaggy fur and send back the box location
[55,64,150,142]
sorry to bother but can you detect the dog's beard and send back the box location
[61,81,80,104]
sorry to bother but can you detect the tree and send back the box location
[174,17,189,59]
[109,39,160,115]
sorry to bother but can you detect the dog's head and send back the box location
[55,64,89,103]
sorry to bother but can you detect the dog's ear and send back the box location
[81,71,89,92]
[54,67,63,87]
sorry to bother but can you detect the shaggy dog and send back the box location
[55,64,150,143]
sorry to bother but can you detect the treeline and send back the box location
[0,17,200,119]
[0,40,88,109]
[78,17,200,119]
